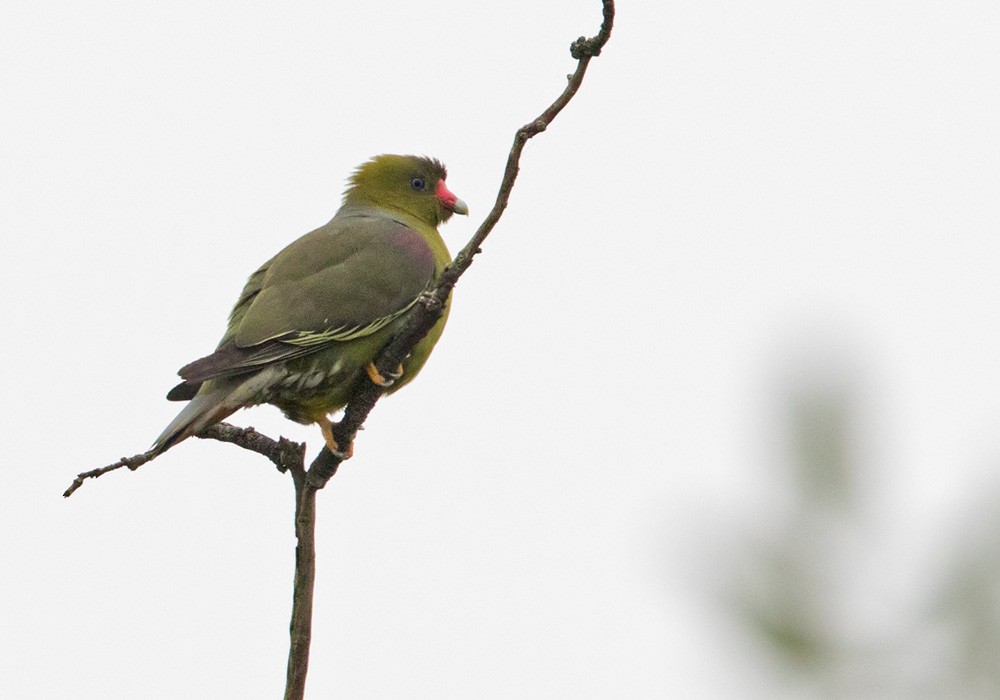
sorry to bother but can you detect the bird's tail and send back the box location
[150,366,285,456]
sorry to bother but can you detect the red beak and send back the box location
[435,179,469,215]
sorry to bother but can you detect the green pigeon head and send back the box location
[345,154,469,227]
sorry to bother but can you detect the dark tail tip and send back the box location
[166,381,201,401]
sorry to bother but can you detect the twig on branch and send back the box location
[63,451,156,498]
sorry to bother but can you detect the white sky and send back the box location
[3,1,1000,697]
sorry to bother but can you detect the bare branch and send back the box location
[69,4,614,700]
[197,424,305,474]
[63,423,304,497]
[284,476,317,700]
[285,4,614,696]
[63,451,155,498]
[311,0,616,490]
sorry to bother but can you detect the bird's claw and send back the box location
[328,442,353,460]
[366,361,404,387]
[319,417,353,460]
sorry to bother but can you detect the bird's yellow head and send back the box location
[344,154,468,227]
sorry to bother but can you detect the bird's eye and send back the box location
[410,177,426,191]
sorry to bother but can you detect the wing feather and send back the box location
[171,209,436,387]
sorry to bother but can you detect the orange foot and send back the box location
[318,416,353,460]
[366,361,404,388]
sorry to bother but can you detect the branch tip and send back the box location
[570,0,615,59]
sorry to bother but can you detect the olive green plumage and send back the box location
[152,154,467,455]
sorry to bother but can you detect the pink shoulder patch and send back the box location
[388,225,435,277]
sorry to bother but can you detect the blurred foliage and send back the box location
[732,358,1000,697]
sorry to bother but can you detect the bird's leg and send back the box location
[318,416,353,460]
[366,361,404,387]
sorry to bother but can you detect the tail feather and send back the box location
[151,365,286,455]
